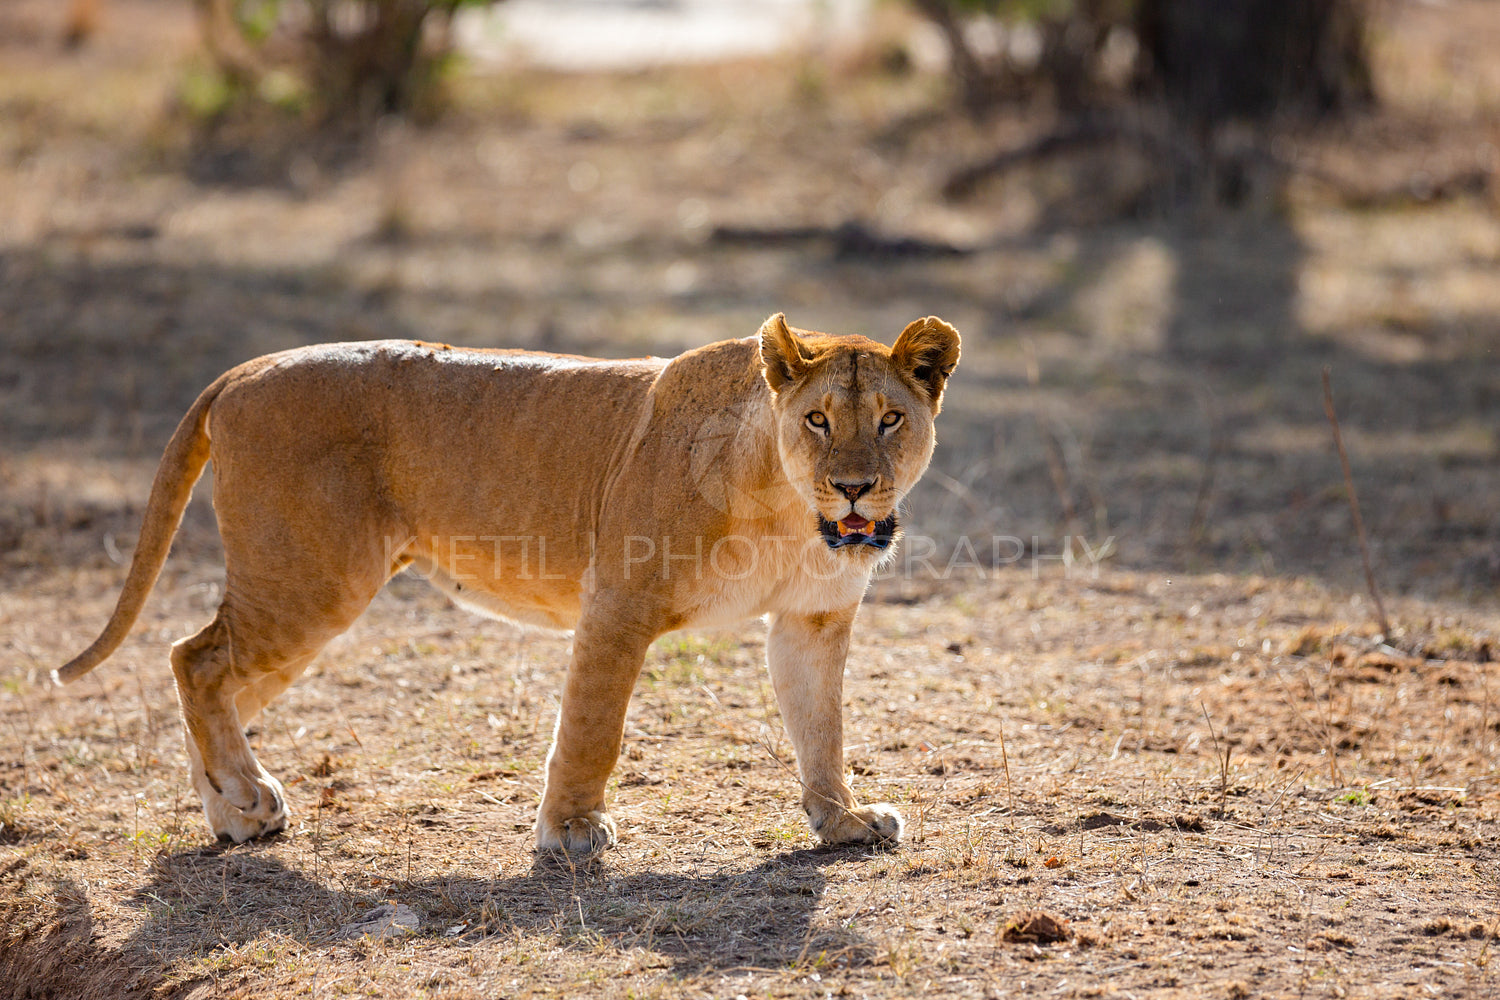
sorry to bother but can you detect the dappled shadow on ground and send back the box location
[5,191,1499,608]
[1156,215,1500,599]
[866,200,1500,604]
[3,19,1499,608]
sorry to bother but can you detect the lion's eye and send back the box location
[879,411,903,434]
[805,411,828,433]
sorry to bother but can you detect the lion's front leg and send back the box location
[535,596,658,854]
[766,608,904,846]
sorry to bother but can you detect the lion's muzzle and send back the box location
[818,513,898,550]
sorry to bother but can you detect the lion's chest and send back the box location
[675,532,875,628]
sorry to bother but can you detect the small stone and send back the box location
[336,902,421,940]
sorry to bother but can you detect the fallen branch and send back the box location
[942,116,1200,201]
[943,115,1494,211]
[711,220,971,260]
[943,122,1121,201]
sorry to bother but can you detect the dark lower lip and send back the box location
[818,513,899,550]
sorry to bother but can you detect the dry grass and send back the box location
[3,568,1498,998]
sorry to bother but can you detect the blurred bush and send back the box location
[912,0,1372,123]
[192,0,503,124]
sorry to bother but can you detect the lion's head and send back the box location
[759,313,961,552]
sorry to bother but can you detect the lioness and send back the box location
[57,314,960,852]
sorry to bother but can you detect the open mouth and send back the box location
[818,512,899,550]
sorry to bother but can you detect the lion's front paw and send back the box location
[535,810,617,854]
[813,802,904,846]
[197,768,289,844]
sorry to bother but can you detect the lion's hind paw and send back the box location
[201,769,290,844]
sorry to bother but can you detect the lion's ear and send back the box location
[892,316,961,410]
[759,313,812,393]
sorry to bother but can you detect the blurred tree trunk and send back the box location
[931,0,1377,206]
[1135,0,1373,125]
[916,0,1373,123]
[307,0,434,119]
[911,0,1022,114]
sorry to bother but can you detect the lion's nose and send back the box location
[831,479,874,502]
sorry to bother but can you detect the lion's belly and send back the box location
[407,555,584,632]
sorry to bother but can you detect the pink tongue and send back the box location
[840,515,872,533]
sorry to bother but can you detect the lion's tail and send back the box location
[54,374,228,685]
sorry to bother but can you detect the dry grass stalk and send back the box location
[1320,366,1392,637]
[1024,340,1077,535]
[1200,702,1233,817]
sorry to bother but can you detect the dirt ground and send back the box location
[2,1,1498,997]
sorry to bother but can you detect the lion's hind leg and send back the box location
[171,564,385,843]
[175,418,399,842]
[171,616,299,842]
